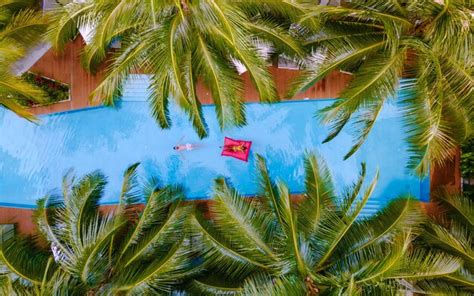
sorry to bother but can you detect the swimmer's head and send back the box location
[173,146,179,150]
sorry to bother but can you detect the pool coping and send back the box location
[0,180,431,209]
[38,98,338,118]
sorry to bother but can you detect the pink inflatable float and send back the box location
[221,137,252,162]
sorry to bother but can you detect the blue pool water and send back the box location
[0,76,429,213]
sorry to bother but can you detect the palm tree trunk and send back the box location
[305,276,320,295]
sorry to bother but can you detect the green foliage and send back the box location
[190,153,459,295]
[0,164,195,295]
[2,156,473,294]
[461,137,474,196]
[417,189,474,293]
[0,0,48,121]
[47,0,306,138]
[462,139,474,178]
[18,72,70,107]
[289,0,473,175]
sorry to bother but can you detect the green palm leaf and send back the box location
[48,0,293,136]
[46,2,92,51]
[0,230,55,286]
[314,170,378,269]
[297,153,336,236]
[63,171,107,245]
[384,248,462,281]
[189,279,242,296]
[0,9,46,48]
[118,186,184,259]
[289,0,473,172]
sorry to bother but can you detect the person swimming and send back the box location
[173,143,195,151]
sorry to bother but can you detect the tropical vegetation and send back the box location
[47,0,307,137]
[289,0,473,175]
[0,0,472,294]
[461,137,474,195]
[415,190,474,294]
[45,0,474,174]
[18,72,70,107]
[1,156,470,295]
[0,164,195,295]
[0,0,48,121]
[189,154,463,295]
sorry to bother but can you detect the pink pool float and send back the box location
[221,137,252,162]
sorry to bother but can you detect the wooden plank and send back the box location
[27,37,351,113]
[430,148,462,193]
[196,67,351,104]
[0,208,36,235]
[28,36,105,115]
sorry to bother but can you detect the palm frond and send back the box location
[287,38,386,98]
[80,1,140,73]
[45,2,93,51]
[208,178,279,265]
[118,186,184,260]
[0,96,36,122]
[195,34,245,128]
[423,220,473,264]
[338,163,367,216]
[119,202,190,269]
[190,213,271,279]
[242,273,306,296]
[352,233,411,285]
[0,8,46,49]
[351,197,424,253]
[314,170,378,269]
[182,52,208,138]
[245,20,304,58]
[385,248,462,281]
[34,196,74,261]
[422,0,472,61]
[188,278,242,296]
[290,0,473,171]
[444,267,474,290]
[70,213,123,287]
[413,279,473,295]
[0,69,47,121]
[303,5,412,28]
[435,190,474,227]
[148,72,172,129]
[113,240,193,294]
[401,66,467,175]
[118,162,141,209]
[318,49,405,153]
[276,181,307,275]
[91,35,148,105]
[63,171,107,245]
[0,230,55,285]
[255,154,285,231]
[297,153,336,236]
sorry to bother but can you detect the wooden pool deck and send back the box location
[28,36,352,115]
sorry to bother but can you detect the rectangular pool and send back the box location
[0,76,429,215]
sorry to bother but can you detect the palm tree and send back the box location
[189,154,463,294]
[415,190,474,294]
[0,0,47,121]
[46,0,307,138]
[288,0,473,175]
[0,164,195,295]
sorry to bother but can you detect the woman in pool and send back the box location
[221,143,247,152]
[173,143,196,151]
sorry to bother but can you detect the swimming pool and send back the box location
[0,76,429,214]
